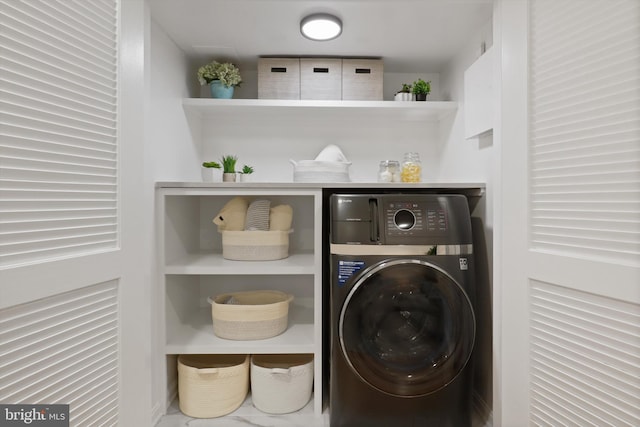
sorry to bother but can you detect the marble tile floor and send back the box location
[156,397,329,427]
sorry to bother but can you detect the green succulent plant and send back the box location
[399,83,412,93]
[240,165,254,174]
[202,161,221,169]
[220,155,238,173]
[412,78,431,95]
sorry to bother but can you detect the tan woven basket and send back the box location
[251,354,314,414]
[177,354,249,418]
[209,291,294,340]
[221,230,290,261]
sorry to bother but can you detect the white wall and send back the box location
[199,111,441,183]
[439,17,494,425]
[148,18,204,421]
[150,19,202,182]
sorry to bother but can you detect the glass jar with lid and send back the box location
[378,160,400,183]
[401,152,422,183]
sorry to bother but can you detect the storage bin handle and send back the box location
[197,368,219,375]
[270,368,291,375]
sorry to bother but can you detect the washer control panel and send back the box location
[385,201,449,236]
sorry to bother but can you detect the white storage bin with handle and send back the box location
[178,354,249,418]
[250,354,314,414]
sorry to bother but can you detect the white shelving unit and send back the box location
[157,186,323,416]
[182,98,458,122]
[158,97,479,422]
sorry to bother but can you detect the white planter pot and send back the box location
[394,92,413,101]
[201,168,215,182]
[222,173,237,182]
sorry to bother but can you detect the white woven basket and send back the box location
[221,230,290,261]
[209,291,294,340]
[251,354,314,414]
[178,354,249,418]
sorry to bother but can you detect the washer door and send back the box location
[339,259,475,397]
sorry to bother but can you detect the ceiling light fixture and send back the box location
[300,13,342,41]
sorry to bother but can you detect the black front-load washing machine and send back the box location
[329,194,476,427]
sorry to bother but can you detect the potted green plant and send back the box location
[394,83,413,101]
[201,155,239,182]
[219,155,238,181]
[239,165,254,182]
[197,61,242,99]
[412,79,431,101]
[201,161,221,182]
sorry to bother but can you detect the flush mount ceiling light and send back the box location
[300,13,342,41]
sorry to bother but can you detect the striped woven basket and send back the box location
[209,290,294,340]
[251,354,314,414]
[221,230,290,261]
[178,354,249,418]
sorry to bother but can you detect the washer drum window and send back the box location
[339,259,475,397]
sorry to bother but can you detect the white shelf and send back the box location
[182,98,458,122]
[165,252,316,275]
[165,299,315,354]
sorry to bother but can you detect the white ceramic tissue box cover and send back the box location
[300,58,342,100]
[342,58,383,100]
[251,355,314,414]
[258,58,301,100]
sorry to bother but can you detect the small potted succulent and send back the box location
[239,165,254,182]
[197,60,242,99]
[394,83,413,101]
[412,79,431,101]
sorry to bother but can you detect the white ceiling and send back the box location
[150,0,493,73]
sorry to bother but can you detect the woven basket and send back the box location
[221,230,290,261]
[178,354,249,418]
[251,354,314,414]
[209,291,294,340]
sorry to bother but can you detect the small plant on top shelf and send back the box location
[394,83,413,101]
[197,60,242,99]
[412,79,431,101]
[197,61,242,88]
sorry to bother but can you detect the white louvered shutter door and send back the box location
[1,0,118,267]
[0,1,139,425]
[528,0,640,425]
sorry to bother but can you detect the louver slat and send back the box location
[529,0,640,267]
[0,0,119,267]
[0,281,119,426]
[530,282,640,426]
